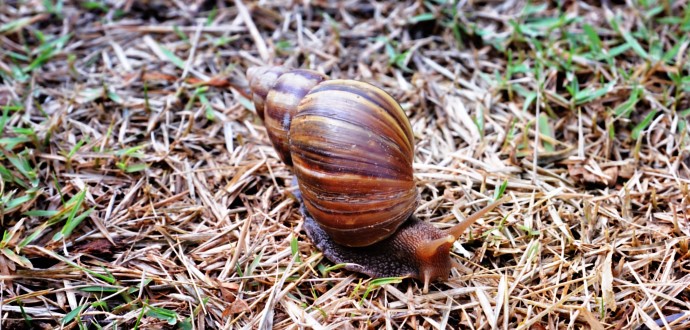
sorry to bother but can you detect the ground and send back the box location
[0,0,689,329]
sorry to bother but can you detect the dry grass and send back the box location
[0,0,689,329]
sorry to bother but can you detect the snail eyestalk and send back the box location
[446,197,506,240]
[416,234,455,293]
[416,197,506,292]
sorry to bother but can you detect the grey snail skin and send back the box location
[247,66,504,292]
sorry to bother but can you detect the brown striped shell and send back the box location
[247,67,418,247]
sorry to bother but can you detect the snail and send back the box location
[246,66,504,292]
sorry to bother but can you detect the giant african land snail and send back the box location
[246,66,503,292]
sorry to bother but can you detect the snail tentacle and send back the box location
[446,197,507,240]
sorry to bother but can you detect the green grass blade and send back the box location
[53,207,94,241]
[631,110,658,140]
[0,17,31,34]
[494,180,509,200]
[159,46,185,69]
[1,248,33,267]
[52,189,88,241]
[79,286,122,293]
[538,113,554,152]
[61,304,87,326]
[145,305,178,325]
[613,87,641,118]
[33,246,117,284]
[574,81,616,105]
[361,277,403,303]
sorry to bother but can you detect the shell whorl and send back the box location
[246,66,288,121]
[263,70,327,166]
[248,67,418,247]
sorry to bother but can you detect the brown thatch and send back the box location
[0,0,688,329]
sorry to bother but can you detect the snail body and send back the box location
[247,66,502,291]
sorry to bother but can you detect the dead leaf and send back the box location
[121,71,178,84]
[567,160,619,188]
[580,307,606,330]
[0,88,11,106]
[619,162,635,179]
[222,298,250,317]
[186,75,250,97]
[141,71,178,82]
[602,250,616,312]
[187,75,229,87]
[529,323,547,330]
[73,239,117,255]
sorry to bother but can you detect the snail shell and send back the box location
[247,67,418,247]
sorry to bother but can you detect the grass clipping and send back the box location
[0,1,689,329]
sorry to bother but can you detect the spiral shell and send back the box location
[248,67,418,247]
